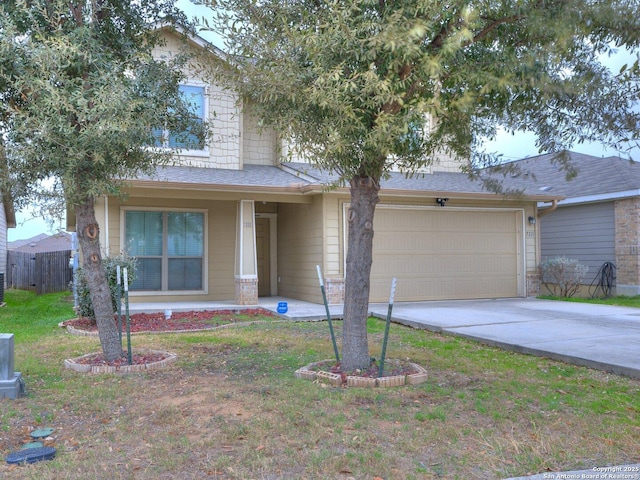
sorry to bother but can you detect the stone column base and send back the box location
[324,277,345,305]
[235,277,258,305]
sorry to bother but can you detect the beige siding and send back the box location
[242,103,278,166]
[428,153,465,173]
[153,32,242,170]
[277,197,324,302]
[322,195,346,277]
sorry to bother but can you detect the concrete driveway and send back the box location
[368,297,640,379]
[134,296,640,379]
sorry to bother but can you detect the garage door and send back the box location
[369,207,523,302]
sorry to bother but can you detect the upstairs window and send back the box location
[154,84,206,151]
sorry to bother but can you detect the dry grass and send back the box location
[1,316,639,479]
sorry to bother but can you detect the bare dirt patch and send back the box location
[154,388,257,419]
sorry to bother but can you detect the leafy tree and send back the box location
[0,0,205,361]
[204,0,640,370]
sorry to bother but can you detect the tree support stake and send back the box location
[123,267,132,365]
[316,265,340,362]
[379,277,397,378]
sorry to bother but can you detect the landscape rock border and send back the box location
[295,360,428,388]
[64,349,177,374]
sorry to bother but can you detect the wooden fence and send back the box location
[6,250,73,294]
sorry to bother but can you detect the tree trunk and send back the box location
[342,175,380,371]
[75,197,122,361]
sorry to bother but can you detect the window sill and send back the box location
[128,290,207,296]
[173,148,210,158]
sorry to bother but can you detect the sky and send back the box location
[7,2,639,241]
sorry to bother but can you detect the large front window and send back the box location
[125,210,205,291]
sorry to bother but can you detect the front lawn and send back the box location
[1,290,639,479]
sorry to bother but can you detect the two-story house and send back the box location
[71,26,561,306]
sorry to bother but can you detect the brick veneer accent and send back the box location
[615,198,640,295]
[324,277,345,304]
[235,278,258,305]
[526,272,541,297]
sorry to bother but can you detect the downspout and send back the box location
[538,199,558,218]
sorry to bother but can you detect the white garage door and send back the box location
[369,207,523,302]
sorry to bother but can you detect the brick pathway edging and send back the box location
[295,360,428,388]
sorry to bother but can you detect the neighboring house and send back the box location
[502,152,640,296]
[8,233,50,251]
[8,232,72,253]
[7,232,73,294]
[67,27,561,306]
[1,194,16,288]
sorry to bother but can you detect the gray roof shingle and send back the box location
[134,164,313,188]
[131,160,569,200]
[494,152,640,199]
[282,162,559,198]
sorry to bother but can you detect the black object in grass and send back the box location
[5,446,56,464]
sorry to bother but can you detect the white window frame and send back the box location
[121,207,209,296]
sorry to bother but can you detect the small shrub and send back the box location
[74,253,137,321]
[540,256,588,298]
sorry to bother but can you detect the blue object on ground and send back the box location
[20,442,43,450]
[277,302,288,314]
[6,446,56,464]
[30,427,54,439]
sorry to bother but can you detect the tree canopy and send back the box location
[0,0,204,216]
[0,0,207,360]
[204,0,640,369]
[206,1,639,174]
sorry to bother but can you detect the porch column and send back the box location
[235,200,258,305]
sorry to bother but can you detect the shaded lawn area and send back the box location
[1,291,639,479]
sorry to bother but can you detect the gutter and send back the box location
[128,180,312,195]
[551,188,640,206]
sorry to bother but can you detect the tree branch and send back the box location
[464,15,525,47]
[68,1,83,26]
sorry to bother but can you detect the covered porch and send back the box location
[126,296,344,322]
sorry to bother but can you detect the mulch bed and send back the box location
[71,351,170,367]
[311,359,419,381]
[63,308,275,334]
[63,309,276,367]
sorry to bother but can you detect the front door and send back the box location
[256,217,270,296]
